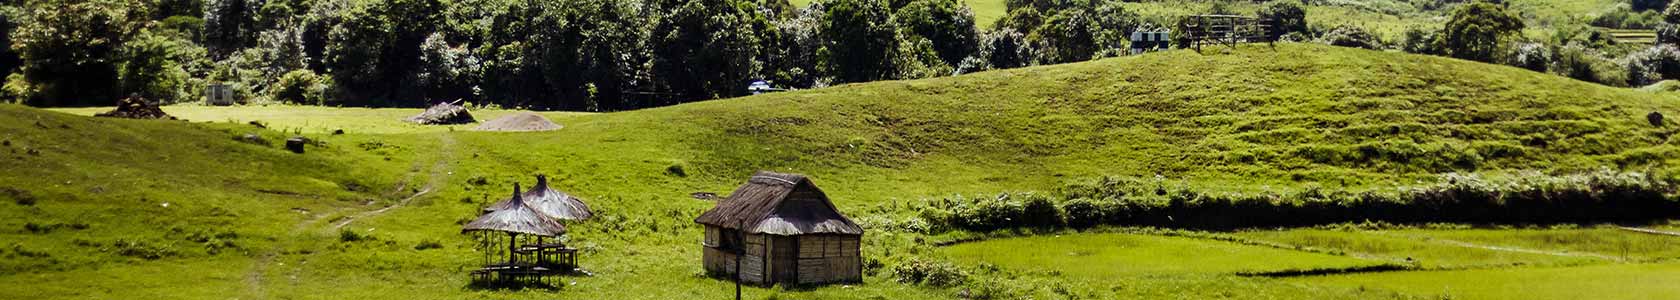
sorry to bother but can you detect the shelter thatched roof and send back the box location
[694,171,863,236]
[462,183,566,236]
[405,101,475,125]
[485,175,593,221]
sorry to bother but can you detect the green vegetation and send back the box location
[1291,263,1680,300]
[7,42,1680,299]
[942,233,1379,275]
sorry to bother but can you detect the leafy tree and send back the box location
[525,0,649,110]
[0,5,21,86]
[1033,9,1098,63]
[895,0,977,68]
[118,30,210,104]
[1440,1,1524,62]
[768,2,826,88]
[1661,1,1680,44]
[1258,0,1307,39]
[204,0,261,58]
[272,68,329,104]
[323,0,442,106]
[416,32,481,102]
[963,28,1033,72]
[1625,44,1680,86]
[152,0,206,19]
[9,0,150,106]
[651,0,765,101]
[1635,0,1671,11]
[823,0,899,83]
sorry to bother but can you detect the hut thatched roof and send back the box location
[484,175,593,221]
[462,183,566,236]
[694,171,863,236]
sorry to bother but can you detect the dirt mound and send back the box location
[405,101,475,125]
[95,95,175,120]
[472,112,562,132]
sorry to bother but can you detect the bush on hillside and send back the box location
[1399,26,1443,55]
[1507,42,1550,72]
[272,69,331,104]
[1552,43,1629,86]
[1317,25,1383,49]
[1625,44,1680,86]
[893,258,968,287]
[918,171,1680,232]
[1259,0,1308,39]
[1592,5,1662,29]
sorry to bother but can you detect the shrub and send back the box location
[1258,0,1308,39]
[1399,26,1442,55]
[1552,43,1629,86]
[1624,44,1680,86]
[892,258,967,287]
[114,239,177,260]
[1317,25,1382,49]
[414,240,443,250]
[918,171,1680,232]
[1507,42,1550,72]
[272,69,330,104]
[1019,193,1063,228]
[1060,198,1106,229]
[339,229,368,242]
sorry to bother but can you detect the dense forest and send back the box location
[3,0,1680,110]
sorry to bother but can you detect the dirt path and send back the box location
[331,134,456,230]
[1618,226,1680,237]
[242,133,457,300]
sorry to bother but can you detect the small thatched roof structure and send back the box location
[694,171,863,235]
[462,183,566,236]
[485,175,593,221]
[406,101,475,125]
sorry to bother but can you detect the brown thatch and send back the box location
[484,175,593,221]
[462,183,566,236]
[405,101,475,125]
[694,171,863,236]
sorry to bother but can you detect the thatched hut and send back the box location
[463,184,566,262]
[694,171,863,286]
[485,175,593,221]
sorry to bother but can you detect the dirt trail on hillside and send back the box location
[242,133,457,300]
[331,134,456,230]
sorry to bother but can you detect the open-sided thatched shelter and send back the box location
[694,171,863,286]
[461,183,574,286]
[485,175,593,221]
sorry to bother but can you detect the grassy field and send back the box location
[941,233,1380,276]
[8,43,1680,299]
[1290,262,1680,300]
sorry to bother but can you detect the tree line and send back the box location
[5,0,1669,110]
[0,0,1177,109]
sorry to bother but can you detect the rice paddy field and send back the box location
[6,43,1680,299]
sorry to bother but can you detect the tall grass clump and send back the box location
[916,170,1680,232]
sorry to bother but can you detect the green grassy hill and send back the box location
[5,43,1680,299]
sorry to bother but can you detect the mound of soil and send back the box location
[472,112,562,132]
[95,95,175,120]
[405,102,475,125]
